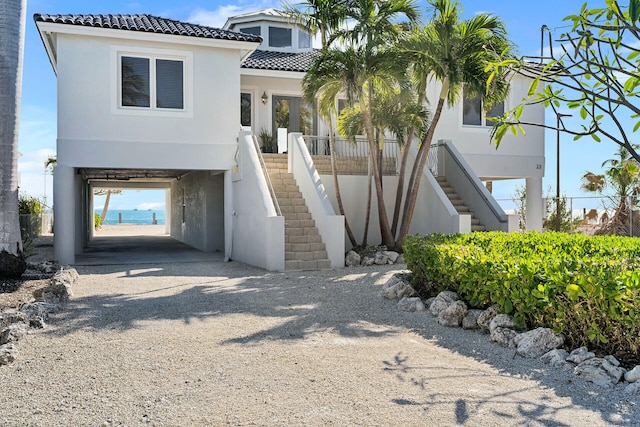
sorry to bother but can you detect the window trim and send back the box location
[268,26,292,48]
[111,46,193,118]
[461,88,507,129]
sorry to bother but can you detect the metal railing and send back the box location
[302,135,400,165]
[252,135,282,216]
[427,142,442,176]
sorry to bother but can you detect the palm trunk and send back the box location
[328,121,357,246]
[390,128,415,238]
[0,0,27,278]
[396,78,449,247]
[362,155,373,246]
[100,190,113,225]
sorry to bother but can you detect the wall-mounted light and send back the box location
[261,91,268,104]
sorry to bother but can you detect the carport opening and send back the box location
[94,189,167,237]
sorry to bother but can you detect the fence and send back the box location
[19,213,53,239]
[302,135,400,163]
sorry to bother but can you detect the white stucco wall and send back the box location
[170,171,225,252]
[55,33,243,171]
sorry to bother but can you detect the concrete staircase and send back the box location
[435,176,486,232]
[310,155,396,175]
[262,154,331,270]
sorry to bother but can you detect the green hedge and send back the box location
[404,232,640,362]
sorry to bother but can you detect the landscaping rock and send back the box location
[624,366,640,383]
[382,275,415,300]
[361,256,375,266]
[489,314,515,334]
[574,358,626,387]
[513,327,564,358]
[51,267,79,286]
[423,297,435,310]
[397,297,425,312]
[0,311,29,330]
[625,382,640,395]
[438,300,467,327]
[382,251,400,263]
[374,253,389,265]
[396,254,405,264]
[345,251,361,267]
[0,323,29,345]
[540,349,572,369]
[477,305,498,332]
[490,327,518,348]
[19,302,61,328]
[0,343,18,365]
[462,309,483,330]
[567,346,595,364]
[429,291,460,317]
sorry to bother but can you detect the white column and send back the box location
[89,183,94,239]
[165,188,171,235]
[526,177,543,232]
[224,169,233,262]
[53,165,75,264]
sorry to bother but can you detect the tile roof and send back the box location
[33,13,262,43]
[242,49,320,73]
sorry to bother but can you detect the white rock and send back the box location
[624,366,640,383]
[625,382,640,394]
[374,253,389,265]
[383,251,400,263]
[462,309,483,330]
[0,343,18,365]
[514,327,564,358]
[477,305,498,332]
[489,314,515,334]
[397,297,425,312]
[429,291,460,316]
[573,357,624,386]
[345,250,361,267]
[490,327,518,348]
[437,300,468,327]
[541,349,572,369]
[0,323,29,345]
[362,256,375,266]
[567,346,595,364]
[396,254,405,264]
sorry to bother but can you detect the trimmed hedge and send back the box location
[404,232,640,363]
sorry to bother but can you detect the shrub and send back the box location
[94,213,101,229]
[404,232,640,364]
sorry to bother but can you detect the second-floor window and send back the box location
[269,26,292,48]
[462,87,504,127]
[120,55,184,110]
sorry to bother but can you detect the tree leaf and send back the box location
[632,0,640,23]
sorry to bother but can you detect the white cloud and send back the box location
[187,1,278,28]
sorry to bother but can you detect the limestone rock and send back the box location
[52,267,79,286]
[423,297,435,310]
[374,253,389,265]
[361,256,375,266]
[513,327,564,358]
[490,327,518,348]
[0,311,29,330]
[429,291,460,317]
[19,302,61,328]
[383,251,399,263]
[567,346,595,364]
[477,305,498,332]
[489,314,515,334]
[382,275,415,300]
[396,254,405,264]
[397,297,425,312]
[0,323,29,345]
[438,300,467,327]
[462,309,483,330]
[345,251,361,267]
[0,343,18,365]
[574,358,625,386]
[624,366,640,383]
[625,382,640,394]
[540,349,572,369]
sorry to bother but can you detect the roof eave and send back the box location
[35,21,59,75]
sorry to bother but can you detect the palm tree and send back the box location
[395,0,513,247]
[582,145,640,235]
[0,0,27,278]
[285,0,358,246]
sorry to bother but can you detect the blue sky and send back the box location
[18,0,613,212]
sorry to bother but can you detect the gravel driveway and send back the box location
[1,261,637,426]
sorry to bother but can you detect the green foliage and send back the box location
[18,193,43,215]
[18,194,43,240]
[94,213,101,229]
[404,232,640,359]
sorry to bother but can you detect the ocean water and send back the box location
[96,209,166,225]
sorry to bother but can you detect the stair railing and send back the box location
[252,135,282,217]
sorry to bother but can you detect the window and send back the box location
[240,26,261,36]
[120,55,184,110]
[462,87,504,127]
[241,93,252,127]
[269,27,292,47]
[298,31,311,49]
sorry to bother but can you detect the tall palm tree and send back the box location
[286,0,358,246]
[395,0,513,247]
[0,0,27,278]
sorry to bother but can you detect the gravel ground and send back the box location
[1,259,639,426]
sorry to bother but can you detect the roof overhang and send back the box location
[36,20,260,75]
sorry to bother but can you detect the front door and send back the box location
[272,96,316,140]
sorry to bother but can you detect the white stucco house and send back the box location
[35,9,545,271]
